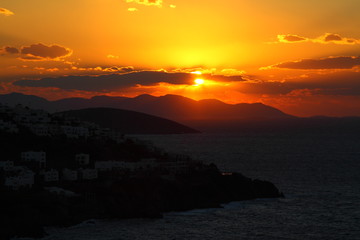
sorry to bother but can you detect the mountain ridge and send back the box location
[1,92,360,133]
[0,92,293,121]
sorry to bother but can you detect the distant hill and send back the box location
[2,92,360,133]
[56,108,200,134]
[0,92,293,121]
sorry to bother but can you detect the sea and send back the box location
[17,131,360,240]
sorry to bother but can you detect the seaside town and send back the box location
[0,103,282,240]
[0,103,193,192]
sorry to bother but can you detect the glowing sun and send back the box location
[194,78,205,85]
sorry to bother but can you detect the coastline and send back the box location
[1,169,283,240]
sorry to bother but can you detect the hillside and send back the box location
[2,92,360,133]
[0,104,282,240]
[57,108,199,134]
[0,92,293,121]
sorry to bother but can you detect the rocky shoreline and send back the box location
[0,104,283,239]
[0,166,283,240]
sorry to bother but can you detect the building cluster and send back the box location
[0,103,195,191]
[0,151,192,190]
[0,152,96,190]
[0,103,123,143]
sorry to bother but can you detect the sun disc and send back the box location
[195,78,205,85]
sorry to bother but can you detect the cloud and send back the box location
[0,46,19,55]
[268,56,360,70]
[20,43,72,61]
[235,71,360,99]
[220,69,246,76]
[202,74,244,82]
[317,33,360,44]
[0,8,14,16]
[20,55,45,61]
[1,43,73,61]
[260,91,360,117]
[71,65,135,73]
[13,71,245,92]
[277,34,308,43]
[7,69,360,117]
[125,0,163,7]
[13,71,194,91]
[127,8,138,12]
[34,67,60,72]
[275,33,360,45]
[107,54,120,59]
[4,46,19,54]
[323,33,342,42]
[105,66,135,72]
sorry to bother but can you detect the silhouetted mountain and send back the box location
[0,92,293,122]
[0,92,50,109]
[57,108,199,134]
[1,92,360,133]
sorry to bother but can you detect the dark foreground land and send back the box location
[0,167,282,239]
[0,104,282,239]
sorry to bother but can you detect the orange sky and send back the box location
[1,0,360,117]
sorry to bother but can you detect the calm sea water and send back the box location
[22,132,360,240]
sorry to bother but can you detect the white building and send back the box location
[42,169,59,182]
[109,131,124,143]
[95,159,158,172]
[13,115,30,124]
[44,187,78,197]
[21,151,46,168]
[61,126,90,139]
[93,127,111,138]
[138,158,157,170]
[0,160,14,171]
[0,103,11,113]
[62,168,78,181]
[4,169,35,189]
[95,161,119,171]
[29,124,50,136]
[80,168,98,180]
[28,110,51,124]
[160,160,190,175]
[75,153,90,166]
[13,106,50,124]
[0,119,19,133]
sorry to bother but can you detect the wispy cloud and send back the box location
[277,34,308,43]
[13,71,245,92]
[107,54,120,59]
[125,0,163,7]
[1,43,73,61]
[264,56,360,70]
[20,43,72,61]
[127,7,138,12]
[0,46,19,55]
[275,33,360,45]
[70,66,135,73]
[0,8,14,16]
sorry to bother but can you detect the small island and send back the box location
[0,103,283,240]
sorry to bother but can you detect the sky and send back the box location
[1,0,360,117]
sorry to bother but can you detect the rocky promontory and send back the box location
[0,103,283,239]
[0,166,283,239]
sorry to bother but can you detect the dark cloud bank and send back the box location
[274,56,360,69]
[13,71,245,92]
[1,43,72,60]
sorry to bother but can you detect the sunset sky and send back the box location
[1,0,360,117]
